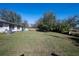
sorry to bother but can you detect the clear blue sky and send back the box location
[0,3,79,24]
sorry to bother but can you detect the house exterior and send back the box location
[69,24,79,35]
[0,19,23,33]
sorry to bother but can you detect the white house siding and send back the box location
[0,27,5,33]
[0,24,9,33]
[0,24,22,33]
[17,27,22,31]
[12,26,22,32]
[11,26,17,32]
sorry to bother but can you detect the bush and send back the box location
[60,24,70,33]
[38,24,50,32]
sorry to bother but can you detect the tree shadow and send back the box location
[68,36,79,46]
[20,54,24,56]
[47,34,65,39]
[48,34,79,46]
[51,53,59,56]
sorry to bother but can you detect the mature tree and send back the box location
[21,20,29,28]
[67,15,79,28]
[36,12,79,33]
[59,15,79,33]
[0,9,21,24]
[36,12,56,31]
[59,20,70,33]
[43,12,56,25]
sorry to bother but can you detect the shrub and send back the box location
[38,24,50,32]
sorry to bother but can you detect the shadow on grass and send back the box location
[68,36,79,46]
[51,53,59,56]
[47,34,66,39]
[20,54,24,56]
[36,30,49,33]
[20,53,59,56]
[47,33,79,46]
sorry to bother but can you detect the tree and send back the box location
[0,9,21,24]
[59,20,70,33]
[67,15,79,28]
[37,12,56,31]
[58,15,79,33]
[36,12,79,33]
[43,12,56,25]
[22,20,29,28]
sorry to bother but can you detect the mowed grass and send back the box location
[0,31,79,56]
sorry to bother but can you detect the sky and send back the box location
[0,3,79,24]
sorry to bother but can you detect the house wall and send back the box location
[12,26,22,32]
[0,23,22,33]
[17,27,22,31]
[0,24,9,33]
[11,26,17,32]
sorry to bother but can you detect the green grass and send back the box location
[0,31,79,56]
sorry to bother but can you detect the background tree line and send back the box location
[0,9,29,28]
[0,9,78,32]
[35,12,79,33]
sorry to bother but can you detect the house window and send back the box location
[3,23,8,27]
[9,24,14,29]
[17,26,20,29]
[0,22,3,27]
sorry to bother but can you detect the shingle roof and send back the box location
[0,19,23,27]
[0,19,7,23]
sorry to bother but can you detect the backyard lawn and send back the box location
[0,31,79,56]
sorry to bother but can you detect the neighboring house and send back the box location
[0,19,23,33]
[69,24,79,35]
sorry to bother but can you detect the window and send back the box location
[0,22,3,27]
[3,23,9,27]
[9,24,14,29]
[17,26,20,29]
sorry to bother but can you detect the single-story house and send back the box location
[69,24,79,35]
[0,19,23,33]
